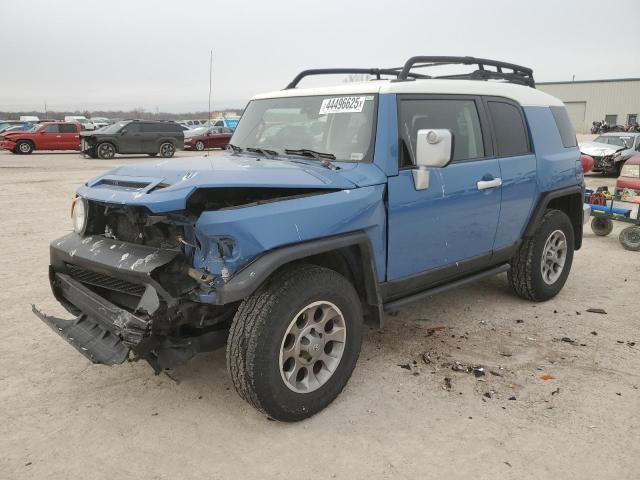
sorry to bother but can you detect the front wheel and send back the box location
[97,142,116,159]
[16,141,34,154]
[195,140,205,151]
[227,264,363,422]
[159,142,175,158]
[509,209,575,301]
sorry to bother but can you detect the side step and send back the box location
[32,306,129,365]
[383,264,510,312]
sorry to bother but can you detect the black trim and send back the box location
[215,232,381,308]
[381,251,492,302]
[524,185,583,238]
[383,264,511,312]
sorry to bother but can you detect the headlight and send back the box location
[71,197,88,234]
[621,164,640,177]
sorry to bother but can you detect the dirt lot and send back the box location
[0,148,638,480]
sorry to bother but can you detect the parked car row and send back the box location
[0,119,233,158]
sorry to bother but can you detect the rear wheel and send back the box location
[509,209,575,301]
[159,142,175,158]
[619,226,640,251]
[227,264,363,422]
[16,141,34,154]
[591,217,613,236]
[97,142,116,159]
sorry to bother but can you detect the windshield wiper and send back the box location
[226,143,243,155]
[246,147,278,158]
[284,149,338,170]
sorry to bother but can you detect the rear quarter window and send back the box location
[550,106,577,148]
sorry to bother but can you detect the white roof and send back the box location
[252,79,564,107]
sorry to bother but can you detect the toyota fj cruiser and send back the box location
[35,56,589,421]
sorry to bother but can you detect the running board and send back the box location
[383,264,510,312]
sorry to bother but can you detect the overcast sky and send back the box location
[2,0,639,113]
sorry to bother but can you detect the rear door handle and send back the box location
[477,178,502,190]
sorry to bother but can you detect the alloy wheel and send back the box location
[541,229,567,285]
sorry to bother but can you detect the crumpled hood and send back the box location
[579,141,624,157]
[77,154,386,213]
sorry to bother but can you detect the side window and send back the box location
[59,124,77,133]
[399,99,484,167]
[44,124,60,133]
[487,101,531,155]
[222,127,233,134]
[214,120,223,127]
[126,123,140,133]
[549,106,577,148]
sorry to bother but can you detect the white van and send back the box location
[19,115,39,122]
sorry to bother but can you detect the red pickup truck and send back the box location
[0,122,82,154]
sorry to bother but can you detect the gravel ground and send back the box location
[0,148,638,480]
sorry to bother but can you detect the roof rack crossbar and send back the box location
[397,56,535,87]
[284,68,431,89]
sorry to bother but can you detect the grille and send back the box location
[66,263,146,297]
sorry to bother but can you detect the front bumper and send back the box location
[0,140,16,150]
[34,233,228,371]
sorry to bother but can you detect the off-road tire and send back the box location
[16,141,34,154]
[619,226,640,251]
[227,263,363,422]
[508,209,575,301]
[97,142,116,159]
[591,217,613,236]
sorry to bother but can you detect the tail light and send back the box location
[580,154,594,173]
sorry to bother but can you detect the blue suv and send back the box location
[35,57,589,421]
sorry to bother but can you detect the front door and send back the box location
[386,96,502,286]
[38,123,61,150]
[119,123,141,153]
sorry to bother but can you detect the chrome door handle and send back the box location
[477,178,502,190]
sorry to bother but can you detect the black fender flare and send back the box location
[523,184,584,249]
[213,232,384,324]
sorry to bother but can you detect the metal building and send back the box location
[537,78,640,133]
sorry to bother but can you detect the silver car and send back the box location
[579,132,640,174]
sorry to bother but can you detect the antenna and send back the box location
[206,49,213,157]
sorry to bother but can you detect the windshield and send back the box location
[231,94,377,162]
[185,126,208,137]
[99,121,129,134]
[594,135,634,148]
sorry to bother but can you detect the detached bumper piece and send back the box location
[33,273,150,365]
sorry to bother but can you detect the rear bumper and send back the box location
[583,203,591,224]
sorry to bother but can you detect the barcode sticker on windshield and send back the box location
[319,96,366,115]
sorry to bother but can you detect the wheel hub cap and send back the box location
[541,229,567,285]
[279,301,346,393]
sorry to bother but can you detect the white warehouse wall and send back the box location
[537,79,640,133]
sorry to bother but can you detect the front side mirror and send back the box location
[416,129,452,168]
[412,129,453,191]
[120,129,127,135]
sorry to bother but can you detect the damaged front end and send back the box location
[34,181,366,372]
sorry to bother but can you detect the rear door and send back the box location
[59,123,81,150]
[386,95,502,287]
[139,123,158,153]
[483,97,537,253]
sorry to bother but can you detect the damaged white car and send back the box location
[579,132,640,175]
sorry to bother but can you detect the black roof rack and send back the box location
[285,56,535,89]
[285,68,430,89]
